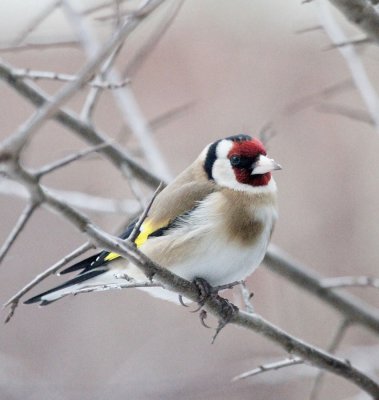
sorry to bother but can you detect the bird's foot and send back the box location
[189,277,239,342]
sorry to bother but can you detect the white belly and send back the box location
[141,196,277,287]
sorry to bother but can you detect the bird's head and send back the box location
[203,134,282,191]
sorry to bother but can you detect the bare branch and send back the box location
[0,0,168,156]
[317,102,373,125]
[127,182,164,243]
[0,180,140,215]
[309,319,351,400]
[321,276,379,289]
[3,241,93,322]
[120,164,147,210]
[72,280,162,294]
[327,0,379,44]
[11,68,130,89]
[11,0,61,47]
[64,0,173,181]
[80,45,125,122]
[232,357,303,382]
[125,0,186,77]
[317,0,379,131]
[324,36,371,49]
[0,60,163,188]
[81,0,129,17]
[0,202,38,265]
[239,280,255,314]
[0,41,79,53]
[264,244,379,336]
[35,141,113,178]
[117,101,196,141]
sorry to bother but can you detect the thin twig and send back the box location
[128,182,164,243]
[0,41,79,53]
[0,202,38,265]
[240,280,255,314]
[232,357,303,381]
[81,0,129,16]
[11,0,62,46]
[309,318,351,400]
[80,44,125,122]
[317,103,373,125]
[264,245,379,336]
[35,141,113,178]
[121,163,146,210]
[0,179,140,215]
[64,0,172,180]
[0,0,167,156]
[0,59,163,188]
[117,101,195,143]
[321,276,379,289]
[324,37,371,49]
[317,0,379,131]
[11,68,130,89]
[3,242,93,322]
[73,280,162,294]
[124,0,186,77]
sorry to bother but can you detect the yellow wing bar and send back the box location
[104,220,160,262]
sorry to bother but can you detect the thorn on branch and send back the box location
[4,300,18,323]
[232,356,303,382]
[127,182,164,245]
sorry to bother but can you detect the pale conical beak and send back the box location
[251,154,282,175]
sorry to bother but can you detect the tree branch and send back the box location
[327,0,379,44]
[0,179,140,215]
[0,202,38,265]
[3,241,93,322]
[11,68,130,89]
[309,318,351,400]
[264,245,379,336]
[317,0,379,131]
[0,0,168,156]
[0,59,162,188]
[321,276,379,289]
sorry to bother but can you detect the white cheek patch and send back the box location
[212,158,238,188]
[212,140,239,189]
[216,139,234,158]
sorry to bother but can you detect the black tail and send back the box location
[24,269,107,305]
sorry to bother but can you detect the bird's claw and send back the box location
[192,277,213,311]
[178,294,189,307]
[199,309,211,328]
[212,297,239,343]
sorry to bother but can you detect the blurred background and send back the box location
[0,0,379,399]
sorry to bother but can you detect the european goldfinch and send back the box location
[25,135,281,305]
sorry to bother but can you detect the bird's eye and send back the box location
[230,155,241,167]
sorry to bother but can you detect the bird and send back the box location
[25,134,281,306]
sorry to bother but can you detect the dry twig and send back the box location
[232,357,304,382]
